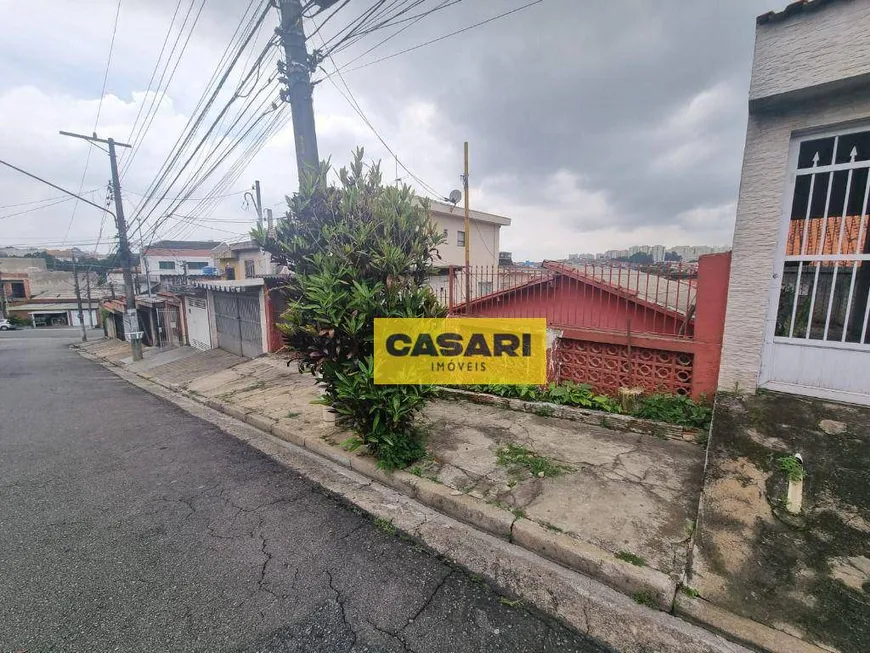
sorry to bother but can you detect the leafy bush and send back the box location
[254,149,444,470]
[464,383,711,428]
[6,315,29,327]
[633,394,712,429]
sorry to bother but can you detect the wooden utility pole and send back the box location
[72,254,87,342]
[277,0,320,185]
[463,142,471,304]
[60,131,142,360]
[85,266,93,329]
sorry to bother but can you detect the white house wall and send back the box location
[719,89,870,393]
[144,254,215,276]
[751,1,870,105]
[431,212,500,268]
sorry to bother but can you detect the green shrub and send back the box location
[632,393,712,429]
[254,149,444,470]
[464,382,710,428]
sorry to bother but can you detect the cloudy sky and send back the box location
[0,0,777,260]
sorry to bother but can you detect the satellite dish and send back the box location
[447,189,462,205]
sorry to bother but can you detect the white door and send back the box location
[761,126,870,404]
[186,297,212,351]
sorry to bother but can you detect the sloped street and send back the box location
[0,330,612,653]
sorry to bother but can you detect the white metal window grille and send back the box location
[775,129,870,345]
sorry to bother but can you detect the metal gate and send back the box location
[186,297,211,351]
[156,305,183,348]
[212,290,263,358]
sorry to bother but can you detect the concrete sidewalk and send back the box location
[78,338,702,610]
[77,338,829,652]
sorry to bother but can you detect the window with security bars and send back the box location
[775,129,870,344]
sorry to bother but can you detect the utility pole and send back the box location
[0,269,7,318]
[245,180,263,229]
[462,142,471,304]
[72,254,87,342]
[59,131,142,360]
[85,266,93,329]
[277,0,320,185]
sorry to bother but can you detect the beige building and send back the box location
[720,0,870,404]
[425,200,511,306]
[427,200,510,268]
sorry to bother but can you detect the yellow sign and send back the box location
[374,318,547,385]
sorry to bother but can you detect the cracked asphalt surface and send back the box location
[0,331,615,653]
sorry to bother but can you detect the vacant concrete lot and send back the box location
[0,332,611,653]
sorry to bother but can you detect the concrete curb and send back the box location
[674,594,832,653]
[438,387,701,443]
[78,349,750,653]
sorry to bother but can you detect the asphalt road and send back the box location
[0,331,614,653]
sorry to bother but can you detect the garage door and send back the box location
[212,291,263,358]
[186,297,211,351]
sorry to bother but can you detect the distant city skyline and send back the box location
[567,243,730,263]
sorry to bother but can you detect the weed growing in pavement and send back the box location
[373,517,396,535]
[616,550,647,567]
[286,411,301,418]
[499,597,523,608]
[542,521,564,533]
[496,443,571,478]
[533,405,555,418]
[778,454,806,482]
[632,590,658,608]
[511,507,526,519]
[681,586,700,598]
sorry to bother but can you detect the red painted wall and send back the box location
[689,252,732,399]
[464,254,732,399]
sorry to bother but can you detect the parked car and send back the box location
[0,318,18,330]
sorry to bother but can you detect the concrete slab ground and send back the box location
[413,401,705,580]
[126,345,198,373]
[690,392,870,653]
[141,348,245,385]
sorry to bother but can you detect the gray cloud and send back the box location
[0,0,784,256]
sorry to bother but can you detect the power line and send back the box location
[119,0,184,161]
[327,0,459,70]
[94,0,123,129]
[311,14,444,201]
[120,0,204,178]
[340,0,543,74]
[128,2,273,236]
[60,0,124,248]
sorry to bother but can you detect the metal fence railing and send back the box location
[429,261,699,339]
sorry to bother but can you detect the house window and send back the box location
[158,261,175,270]
[457,231,466,247]
[775,127,870,343]
[477,281,493,297]
[185,261,208,271]
[244,260,256,278]
[10,281,26,299]
[443,228,448,239]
